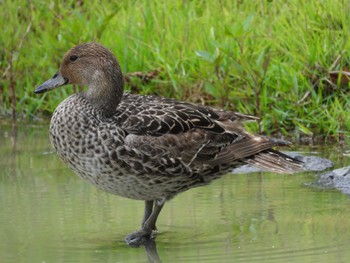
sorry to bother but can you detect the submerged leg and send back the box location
[125,199,165,246]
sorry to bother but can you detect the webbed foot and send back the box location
[125,228,158,246]
[126,200,164,246]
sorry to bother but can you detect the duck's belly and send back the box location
[64,158,175,201]
[50,130,173,200]
[51,135,177,200]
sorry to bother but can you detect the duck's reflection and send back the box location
[142,240,162,263]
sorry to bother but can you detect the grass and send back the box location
[1,0,350,142]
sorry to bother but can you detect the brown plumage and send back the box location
[35,42,302,246]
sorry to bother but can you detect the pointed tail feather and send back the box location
[244,149,303,174]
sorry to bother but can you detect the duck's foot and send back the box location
[125,229,158,246]
[126,200,164,246]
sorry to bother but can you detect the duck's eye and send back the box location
[70,55,78,62]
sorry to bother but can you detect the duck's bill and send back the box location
[34,71,68,94]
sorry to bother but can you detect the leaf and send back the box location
[204,82,219,98]
[195,50,214,63]
[243,14,254,31]
[229,59,244,75]
[293,120,313,135]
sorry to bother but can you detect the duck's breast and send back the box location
[49,95,130,192]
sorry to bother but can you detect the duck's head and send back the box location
[35,43,124,115]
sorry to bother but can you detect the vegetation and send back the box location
[1,0,349,142]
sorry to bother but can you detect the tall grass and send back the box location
[1,0,349,142]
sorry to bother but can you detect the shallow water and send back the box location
[1,123,350,263]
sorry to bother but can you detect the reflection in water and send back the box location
[1,122,350,263]
[7,122,18,178]
[9,122,18,151]
[143,240,162,263]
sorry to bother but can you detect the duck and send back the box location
[34,42,302,246]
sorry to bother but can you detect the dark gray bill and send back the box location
[34,71,68,94]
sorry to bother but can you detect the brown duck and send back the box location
[35,42,302,246]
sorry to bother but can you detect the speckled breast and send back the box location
[48,95,146,199]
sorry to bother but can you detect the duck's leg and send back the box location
[125,199,164,246]
[143,199,164,231]
[142,200,154,228]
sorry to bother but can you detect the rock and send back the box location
[297,155,334,172]
[314,166,350,195]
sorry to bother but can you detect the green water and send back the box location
[1,123,350,263]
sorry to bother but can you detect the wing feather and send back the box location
[113,93,302,175]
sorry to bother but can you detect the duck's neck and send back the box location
[85,71,124,118]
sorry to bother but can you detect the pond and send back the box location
[1,122,350,263]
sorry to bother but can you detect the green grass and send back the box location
[1,0,350,142]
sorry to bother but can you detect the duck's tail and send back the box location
[202,133,303,174]
[244,149,303,174]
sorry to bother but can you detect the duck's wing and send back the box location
[117,94,248,163]
[116,94,251,138]
[112,94,243,175]
[116,94,223,135]
[114,94,302,174]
